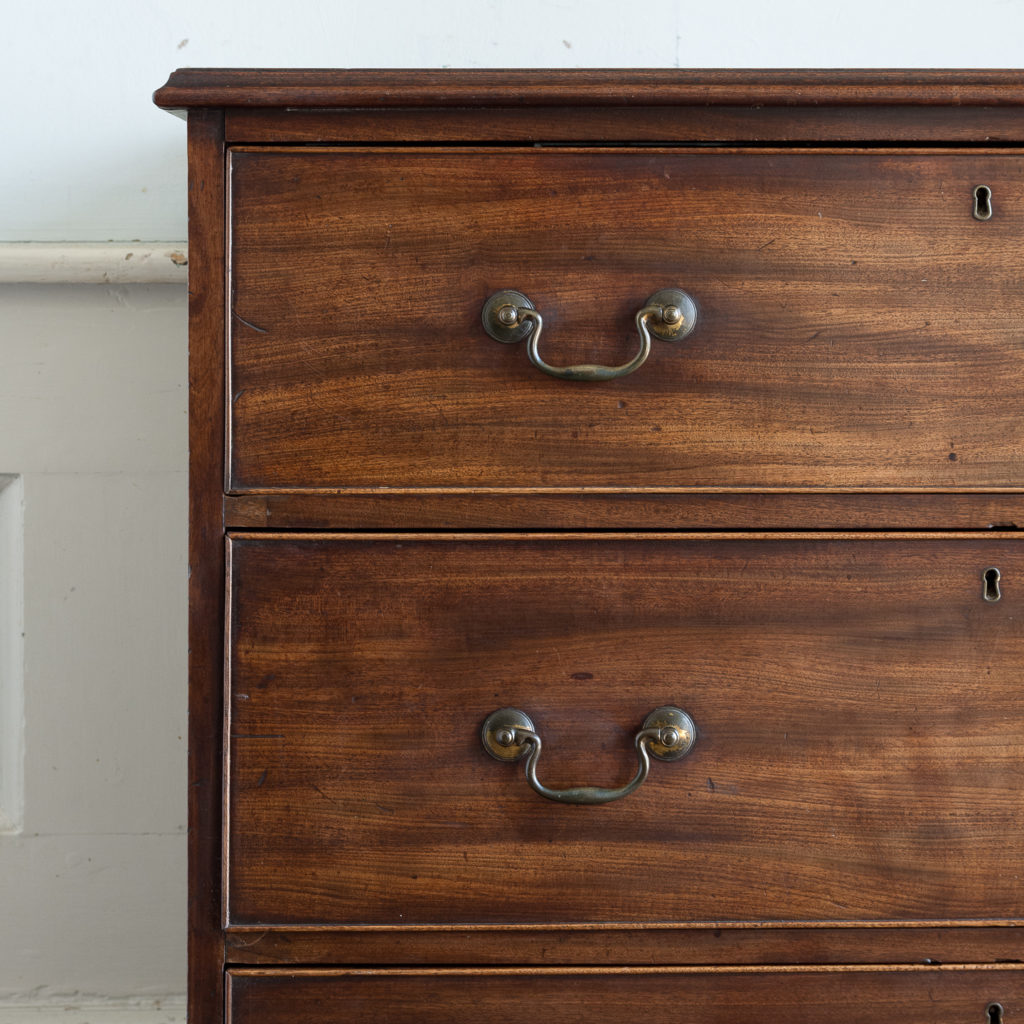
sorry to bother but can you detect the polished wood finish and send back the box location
[156,70,1024,143]
[186,109,227,1024]
[156,68,1024,109]
[227,966,1024,1024]
[224,105,1024,144]
[162,71,1024,1020]
[224,923,1024,967]
[227,533,1023,927]
[229,148,1024,492]
[223,490,1024,530]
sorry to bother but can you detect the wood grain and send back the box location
[226,966,1024,1024]
[228,149,1024,491]
[222,491,1024,530]
[225,105,1024,144]
[162,73,1024,1015]
[156,68,1024,109]
[224,923,1024,968]
[186,108,227,1024]
[226,534,1024,927]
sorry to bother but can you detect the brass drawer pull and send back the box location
[480,706,696,804]
[481,288,697,382]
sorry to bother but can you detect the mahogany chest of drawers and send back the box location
[155,70,1024,1023]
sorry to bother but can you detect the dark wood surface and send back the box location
[224,923,1024,968]
[223,490,1024,530]
[163,73,1024,1014]
[161,70,1024,142]
[224,105,1024,144]
[226,533,1023,928]
[229,148,1024,492]
[226,966,1024,1024]
[156,68,1024,109]
[186,109,227,1024]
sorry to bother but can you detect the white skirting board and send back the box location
[0,1003,185,1024]
[0,244,188,285]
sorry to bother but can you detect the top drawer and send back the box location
[229,148,1024,492]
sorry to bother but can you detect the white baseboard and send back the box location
[0,1001,186,1024]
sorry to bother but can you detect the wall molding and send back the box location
[0,1001,186,1024]
[0,243,188,285]
[0,475,24,835]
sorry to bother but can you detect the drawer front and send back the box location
[227,967,1023,1024]
[226,534,1023,928]
[229,149,1024,492]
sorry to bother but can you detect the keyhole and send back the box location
[987,1002,1004,1024]
[974,185,993,220]
[984,567,1002,602]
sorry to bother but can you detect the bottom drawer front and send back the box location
[227,968,1021,1024]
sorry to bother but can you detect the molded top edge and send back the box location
[154,68,1024,110]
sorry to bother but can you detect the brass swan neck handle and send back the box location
[481,706,696,805]
[481,289,697,382]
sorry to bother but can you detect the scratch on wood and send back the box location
[233,311,269,334]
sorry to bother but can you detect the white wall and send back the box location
[3,0,1024,244]
[3,0,1024,1015]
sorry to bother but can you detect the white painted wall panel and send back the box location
[0,286,186,1003]
[0,286,186,474]
[22,472,185,837]
[0,833,185,998]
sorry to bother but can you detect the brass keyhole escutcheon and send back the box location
[983,567,1002,603]
[974,185,993,221]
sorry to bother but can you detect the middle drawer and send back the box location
[225,533,1022,929]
